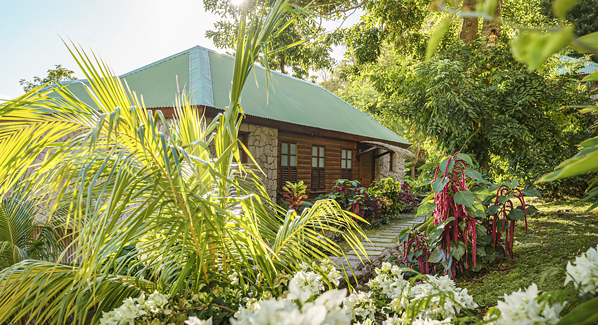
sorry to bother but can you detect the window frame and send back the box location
[280,141,298,189]
[311,145,325,190]
[389,152,394,172]
[341,148,353,180]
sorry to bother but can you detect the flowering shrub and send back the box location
[369,178,420,216]
[403,152,541,276]
[485,284,565,325]
[100,245,598,325]
[100,291,171,325]
[565,244,598,295]
[318,179,390,225]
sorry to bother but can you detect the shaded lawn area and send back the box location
[457,198,598,313]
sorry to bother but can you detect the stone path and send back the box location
[328,215,425,271]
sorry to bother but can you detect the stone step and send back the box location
[354,245,386,251]
[368,234,396,238]
[328,256,367,270]
[367,237,396,243]
[360,242,396,248]
[347,249,383,256]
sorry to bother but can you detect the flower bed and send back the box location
[100,243,598,324]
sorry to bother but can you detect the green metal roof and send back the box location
[63,45,410,146]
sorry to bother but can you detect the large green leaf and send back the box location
[539,146,598,182]
[556,296,598,325]
[552,0,579,18]
[433,177,450,193]
[454,190,475,207]
[450,241,466,260]
[571,31,598,54]
[511,26,574,71]
[521,189,542,198]
[508,207,526,221]
[426,18,452,60]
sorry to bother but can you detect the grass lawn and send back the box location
[456,198,598,313]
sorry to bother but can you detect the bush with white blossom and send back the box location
[100,244,598,325]
[564,244,598,295]
[484,283,565,325]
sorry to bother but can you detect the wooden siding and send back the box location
[278,131,375,200]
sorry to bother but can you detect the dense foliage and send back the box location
[317,179,391,226]
[539,0,598,38]
[342,41,594,191]
[369,178,420,215]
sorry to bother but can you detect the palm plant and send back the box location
[0,191,63,270]
[0,1,367,323]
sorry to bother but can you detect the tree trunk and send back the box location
[280,56,286,74]
[411,147,420,180]
[460,0,479,43]
[481,0,502,44]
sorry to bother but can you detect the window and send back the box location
[311,145,325,190]
[280,142,297,186]
[239,133,248,163]
[341,149,353,180]
[389,152,394,172]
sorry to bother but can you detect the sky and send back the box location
[0,0,362,100]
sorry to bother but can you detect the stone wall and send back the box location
[241,123,278,200]
[374,149,405,183]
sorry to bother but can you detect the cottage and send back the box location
[61,45,412,201]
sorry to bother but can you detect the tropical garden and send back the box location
[0,0,597,323]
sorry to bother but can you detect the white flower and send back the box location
[321,259,342,287]
[378,262,393,274]
[228,272,240,286]
[343,291,376,321]
[382,315,403,325]
[144,291,169,313]
[409,275,477,320]
[493,283,565,325]
[231,289,348,325]
[246,298,262,313]
[565,245,598,295]
[288,271,324,303]
[185,317,213,325]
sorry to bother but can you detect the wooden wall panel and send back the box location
[278,131,369,199]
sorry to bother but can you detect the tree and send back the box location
[204,0,360,78]
[340,41,594,189]
[0,1,366,323]
[539,0,598,37]
[19,64,76,92]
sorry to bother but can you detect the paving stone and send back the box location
[367,237,396,243]
[360,242,395,248]
[369,234,396,238]
[347,249,382,256]
[356,245,385,250]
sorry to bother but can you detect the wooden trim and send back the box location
[151,104,409,148]
[375,150,392,159]
[357,146,378,157]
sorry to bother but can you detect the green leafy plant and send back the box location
[0,1,369,323]
[369,177,420,216]
[282,181,308,210]
[402,153,539,276]
[318,179,390,226]
[0,192,63,270]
